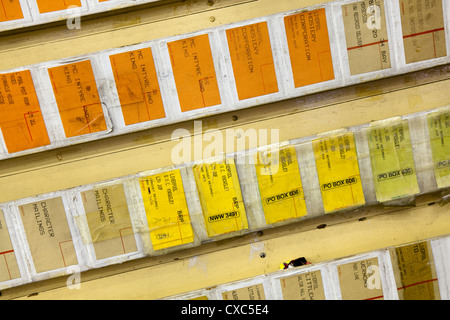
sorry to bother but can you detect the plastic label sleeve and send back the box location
[193,159,248,237]
[226,21,279,100]
[222,284,266,300]
[0,209,21,282]
[109,47,166,126]
[341,0,391,75]
[280,270,326,300]
[48,60,108,138]
[428,110,450,188]
[0,70,51,153]
[139,170,195,250]
[367,119,420,202]
[167,34,222,112]
[81,184,138,260]
[255,146,307,225]
[312,132,365,213]
[399,0,447,64]
[284,8,335,87]
[18,197,78,274]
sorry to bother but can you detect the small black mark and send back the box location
[428,202,436,206]
[317,224,327,229]
[256,231,263,237]
[358,217,367,222]
[232,115,238,121]
[28,292,39,297]
[260,252,266,258]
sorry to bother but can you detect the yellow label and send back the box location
[255,146,307,224]
[81,184,138,260]
[110,48,166,126]
[337,257,384,300]
[342,0,391,75]
[222,284,266,300]
[226,21,278,100]
[0,209,21,282]
[193,159,248,237]
[284,8,335,87]
[168,34,222,112]
[140,170,195,250]
[399,0,447,63]
[390,241,440,300]
[0,70,51,153]
[312,132,365,213]
[428,110,450,188]
[280,270,325,300]
[0,0,24,22]
[19,197,78,273]
[48,60,108,138]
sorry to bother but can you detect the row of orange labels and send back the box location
[165,238,450,300]
[0,104,449,290]
[0,0,449,159]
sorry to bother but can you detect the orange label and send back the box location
[0,70,50,153]
[110,48,166,126]
[168,34,221,112]
[36,0,82,14]
[284,8,334,88]
[0,0,24,22]
[48,60,108,138]
[226,21,278,100]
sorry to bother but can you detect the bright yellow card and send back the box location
[428,110,450,188]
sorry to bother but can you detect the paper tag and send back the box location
[0,209,21,282]
[36,0,82,14]
[312,132,365,213]
[81,184,138,260]
[367,119,420,202]
[0,0,24,22]
[280,270,325,300]
[337,257,384,300]
[193,159,248,237]
[48,60,108,138]
[168,34,222,112]
[226,21,279,100]
[342,0,391,75]
[109,48,166,126]
[390,241,440,300]
[284,8,335,87]
[428,110,450,188]
[222,284,266,300]
[399,0,447,63]
[140,170,195,250]
[0,70,51,153]
[19,197,78,274]
[255,146,307,224]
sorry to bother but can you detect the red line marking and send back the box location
[58,240,73,267]
[397,278,438,291]
[118,227,133,254]
[0,250,14,255]
[23,111,40,142]
[401,2,405,15]
[433,32,437,58]
[364,294,384,300]
[3,255,12,280]
[347,39,388,51]
[403,28,445,39]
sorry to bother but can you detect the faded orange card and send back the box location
[284,8,334,87]
[110,48,166,126]
[48,60,108,138]
[226,21,278,100]
[36,0,82,14]
[0,0,24,22]
[0,70,51,153]
[168,34,222,112]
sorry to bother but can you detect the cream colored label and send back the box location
[399,0,447,63]
[312,132,365,213]
[81,184,137,260]
[222,284,266,300]
[193,159,248,237]
[342,0,391,75]
[428,110,450,188]
[337,257,384,300]
[140,170,195,250]
[255,146,307,224]
[280,270,325,300]
[367,119,420,202]
[390,241,440,300]
[0,209,21,282]
[19,197,78,273]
